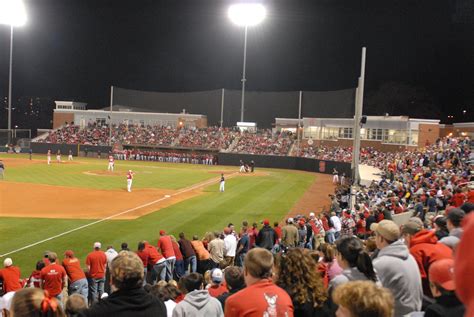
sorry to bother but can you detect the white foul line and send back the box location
[0,172,238,258]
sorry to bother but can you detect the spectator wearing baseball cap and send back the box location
[207,268,228,298]
[86,242,107,304]
[439,208,465,250]
[372,220,423,316]
[216,266,245,310]
[401,219,453,297]
[281,218,298,248]
[0,258,22,293]
[425,259,465,317]
[62,250,88,300]
[256,220,277,251]
[40,252,67,301]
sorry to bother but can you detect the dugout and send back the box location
[217,153,351,176]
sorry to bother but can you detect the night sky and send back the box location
[0,0,473,126]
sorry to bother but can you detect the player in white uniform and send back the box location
[239,160,246,173]
[56,150,61,163]
[127,170,134,192]
[68,150,73,161]
[108,155,115,172]
[219,173,225,192]
[332,168,339,184]
[47,150,51,165]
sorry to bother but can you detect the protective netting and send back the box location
[113,87,355,128]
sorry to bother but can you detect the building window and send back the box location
[96,118,106,126]
[303,126,320,139]
[322,127,339,140]
[367,128,383,140]
[338,127,353,139]
[383,129,407,144]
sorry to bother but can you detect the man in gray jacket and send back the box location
[439,208,465,249]
[372,220,423,317]
[172,272,223,317]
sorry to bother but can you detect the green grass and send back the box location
[0,154,315,275]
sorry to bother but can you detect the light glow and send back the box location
[228,3,266,27]
[0,0,27,26]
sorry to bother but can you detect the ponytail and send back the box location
[336,237,378,282]
[356,250,377,282]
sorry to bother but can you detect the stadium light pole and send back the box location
[228,3,266,123]
[0,0,27,146]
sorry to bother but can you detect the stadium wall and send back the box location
[217,153,352,176]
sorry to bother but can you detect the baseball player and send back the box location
[239,160,246,173]
[332,168,339,184]
[47,150,51,165]
[56,150,61,163]
[68,149,73,161]
[219,173,225,192]
[0,160,4,179]
[126,170,134,192]
[108,154,115,172]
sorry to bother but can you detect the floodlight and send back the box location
[0,0,27,26]
[228,3,266,27]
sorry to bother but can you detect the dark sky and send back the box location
[0,0,473,122]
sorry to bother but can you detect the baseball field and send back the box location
[0,153,332,276]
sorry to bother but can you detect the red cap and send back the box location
[299,219,306,225]
[159,230,166,236]
[64,250,74,257]
[429,258,455,291]
[263,219,270,225]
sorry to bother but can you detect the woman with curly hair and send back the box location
[274,248,331,317]
[333,280,394,317]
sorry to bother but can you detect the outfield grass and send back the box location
[0,154,315,275]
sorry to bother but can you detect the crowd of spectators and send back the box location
[230,129,294,156]
[1,195,473,317]
[40,124,294,156]
[175,127,238,150]
[298,144,354,162]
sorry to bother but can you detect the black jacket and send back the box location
[424,294,465,317]
[80,287,167,317]
[256,225,277,250]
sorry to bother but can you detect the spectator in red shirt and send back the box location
[157,230,176,282]
[247,223,259,249]
[402,219,453,297]
[27,260,45,288]
[86,242,107,304]
[451,188,466,207]
[0,258,22,293]
[356,213,367,239]
[136,241,149,286]
[273,222,282,241]
[40,252,67,301]
[225,248,294,316]
[62,250,88,300]
[207,268,228,298]
[171,235,185,279]
[145,241,166,284]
